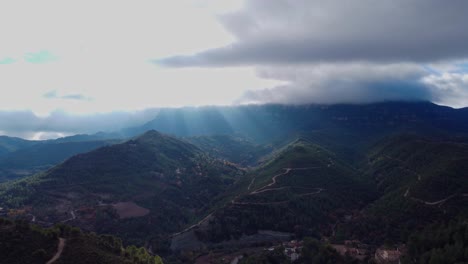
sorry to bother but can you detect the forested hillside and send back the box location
[0,102,467,263]
[0,218,163,264]
[0,130,243,248]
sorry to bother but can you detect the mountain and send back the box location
[0,136,36,156]
[0,130,243,248]
[125,101,468,168]
[338,134,468,245]
[1,102,468,263]
[186,134,274,167]
[49,131,126,143]
[128,102,468,144]
[0,218,162,264]
[0,139,120,182]
[169,139,376,250]
[0,131,128,182]
[3,101,464,180]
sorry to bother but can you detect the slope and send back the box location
[128,102,468,144]
[0,130,243,246]
[0,218,163,264]
[0,139,120,182]
[339,134,468,244]
[186,134,274,167]
[0,135,36,156]
[171,139,375,249]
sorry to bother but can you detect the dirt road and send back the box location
[46,238,66,264]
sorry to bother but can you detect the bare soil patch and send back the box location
[112,202,150,219]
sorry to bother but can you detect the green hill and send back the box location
[0,130,243,247]
[186,134,274,166]
[2,102,468,262]
[0,218,162,264]
[0,136,36,156]
[0,140,119,182]
[183,139,375,244]
[338,134,468,245]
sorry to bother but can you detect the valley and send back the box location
[0,102,467,263]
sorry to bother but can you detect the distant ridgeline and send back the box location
[0,101,467,263]
[126,101,468,142]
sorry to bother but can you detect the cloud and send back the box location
[0,109,161,139]
[236,63,434,104]
[61,94,89,100]
[422,72,468,108]
[43,90,91,101]
[43,90,58,99]
[159,0,468,67]
[157,0,468,108]
[234,62,468,107]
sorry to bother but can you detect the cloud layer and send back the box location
[0,109,160,139]
[160,0,468,67]
[1,0,468,138]
[159,0,468,107]
[237,63,433,104]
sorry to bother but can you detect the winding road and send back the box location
[410,193,460,206]
[46,238,66,264]
[232,167,324,205]
[250,168,292,194]
[247,178,255,191]
[387,155,465,207]
[250,167,321,195]
[170,166,324,238]
[61,210,76,223]
[169,212,214,238]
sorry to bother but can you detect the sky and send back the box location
[1,0,468,139]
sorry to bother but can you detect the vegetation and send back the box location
[1,102,468,263]
[195,139,375,243]
[0,218,163,264]
[0,130,243,246]
[0,140,118,182]
[187,134,273,166]
[402,219,468,264]
[0,135,35,156]
[239,238,360,264]
[339,135,468,245]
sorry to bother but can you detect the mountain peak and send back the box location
[135,130,166,143]
[139,130,163,138]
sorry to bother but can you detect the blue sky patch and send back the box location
[25,50,58,64]
[0,57,16,64]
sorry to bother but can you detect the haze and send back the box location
[1,0,468,138]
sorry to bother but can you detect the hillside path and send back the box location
[171,167,322,238]
[61,210,76,223]
[169,212,214,238]
[46,238,66,264]
[247,178,255,190]
[250,167,320,195]
[250,168,291,194]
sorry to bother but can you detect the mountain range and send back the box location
[0,101,467,263]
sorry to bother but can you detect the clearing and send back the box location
[112,202,150,219]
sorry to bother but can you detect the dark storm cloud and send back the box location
[235,63,435,105]
[158,0,468,67]
[238,77,433,105]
